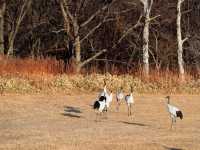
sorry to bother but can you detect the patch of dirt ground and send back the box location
[0,93,200,150]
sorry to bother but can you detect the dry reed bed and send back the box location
[0,74,200,94]
[0,56,200,94]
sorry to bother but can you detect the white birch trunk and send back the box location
[143,11,150,77]
[177,0,186,81]
[140,0,153,77]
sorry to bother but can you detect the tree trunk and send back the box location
[141,0,153,78]
[0,2,5,54]
[75,35,81,72]
[177,0,185,81]
[73,19,81,72]
[7,40,14,56]
[195,60,200,77]
[143,12,150,77]
[7,0,32,56]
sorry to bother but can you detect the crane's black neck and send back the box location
[166,96,170,104]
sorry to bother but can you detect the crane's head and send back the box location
[103,79,106,87]
[103,79,107,90]
[110,90,113,98]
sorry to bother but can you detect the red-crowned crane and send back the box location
[165,96,183,129]
[93,96,107,120]
[125,86,134,116]
[98,80,113,112]
[116,86,124,112]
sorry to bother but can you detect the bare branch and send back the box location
[80,17,115,44]
[182,37,188,44]
[52,29,66,34]
[79,49,107,67]
[80,0,117,28]
[112,8,136,15]
[182,9,192,15]
[148,0,153,14]
[112,15,142,48]
[61,0,74,22]
[60,0,70,33]
[147,15,160,22]
[80,5,108,28]
[181,0,185,3]
[140,0,148,14]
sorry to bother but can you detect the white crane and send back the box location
[98,79,113,112]
[125,86,134,116]
[93,95,107,120]
[165,96,183,129]
[116,86,124,111]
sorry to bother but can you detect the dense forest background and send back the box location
[0,0,200,76]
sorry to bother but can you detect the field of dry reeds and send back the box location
[0,56,199,94]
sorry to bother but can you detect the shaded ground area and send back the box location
[0,93,199,150]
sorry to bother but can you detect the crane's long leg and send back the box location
[104,109,108,119]
[118,101,121,112]
[130,104,132,116]
[127,105,129,116]
[174,118,177,130]
[95,112,99,122]
[171,118,173,129]
[102,105,107,119]
[116,101,119,112]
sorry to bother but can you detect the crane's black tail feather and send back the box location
[176,111,183,119]
[93,101,100,109]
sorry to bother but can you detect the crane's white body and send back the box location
[125,92,134,116]
[167,104,180,119]
[116,88,124,111]
[125,93,134,106]
[105,92,113,108]
[116,90,124,101]
[98,85,113,111]
[98,100,106,112]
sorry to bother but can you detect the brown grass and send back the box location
[0,56,199,94]
[0,56,66,76]
[0,94,200,150]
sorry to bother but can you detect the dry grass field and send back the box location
[0,93,200,150]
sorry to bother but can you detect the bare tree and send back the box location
[177,0,188,81]
[140,0,153,77]
[0,0,6,54]
[59,0,115,72]
[7,0,32,56]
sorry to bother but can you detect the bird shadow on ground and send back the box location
[163,145,183,150]
[119,121,149,127]
[61,113,82,118]
[62,106,82,118]
[64,106,82,113]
